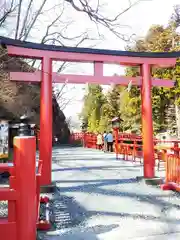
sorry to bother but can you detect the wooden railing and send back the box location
[71,132,180,192]
[0,136,51,240]
[161,154,180,192]
[0,136,37,240]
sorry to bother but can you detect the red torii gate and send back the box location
[0,36,178,187]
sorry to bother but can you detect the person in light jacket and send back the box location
[106,131,114,152]
[96,132,103,150]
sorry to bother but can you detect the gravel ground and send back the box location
[37,147,180,240]
[0,174,9,219]
[0,201,7,218]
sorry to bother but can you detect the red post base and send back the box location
[161,182,180,192]
[37,221,51,231]
[37,196,51,231]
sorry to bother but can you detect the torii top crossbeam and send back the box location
[0,36,179,65]
[0,36,179,87]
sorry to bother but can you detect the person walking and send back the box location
[106,131,114,152]
[96,132,103,150]
[103,131,108,152]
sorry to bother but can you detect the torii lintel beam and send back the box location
[10,71,175,88]
[0,36,178,66]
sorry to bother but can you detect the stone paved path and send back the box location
[40,147,180,240]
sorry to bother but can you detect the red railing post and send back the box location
[14,136,37,240]
[173,141,179,156]
[161,154,180,192]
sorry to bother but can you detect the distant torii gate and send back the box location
[0,36,178,186]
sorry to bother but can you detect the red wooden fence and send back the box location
[0,136,50,240]
[0,136,36,240]
[75,132,180,192]
[161,154,180,192]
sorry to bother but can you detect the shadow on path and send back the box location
[54,178,137,184]
[54,176,180,223]
[52,189,119,231]
[51,185,180,236]
[52,165,141,172]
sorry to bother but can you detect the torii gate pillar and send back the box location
[40,57,52,185]
[141,63,155,178]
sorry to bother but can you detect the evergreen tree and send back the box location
[80,5,180,136]
[80,84,106,133]
[125,10,180,134]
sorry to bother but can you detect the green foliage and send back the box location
[125,13,180,134]
[80,6,180,135]
[80,84,106,132]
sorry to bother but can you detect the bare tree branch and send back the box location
[15,0,23,39]
[18,0,34,39]
[65,0,150,41]
[54,32,100,74]
[60,97,74,110]
[0,0,17,28]
[171,5,180,28]
[66,0,142,23]
[21,0,47,41]
[53,81,76,111]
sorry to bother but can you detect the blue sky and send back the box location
[62,0,180,121]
